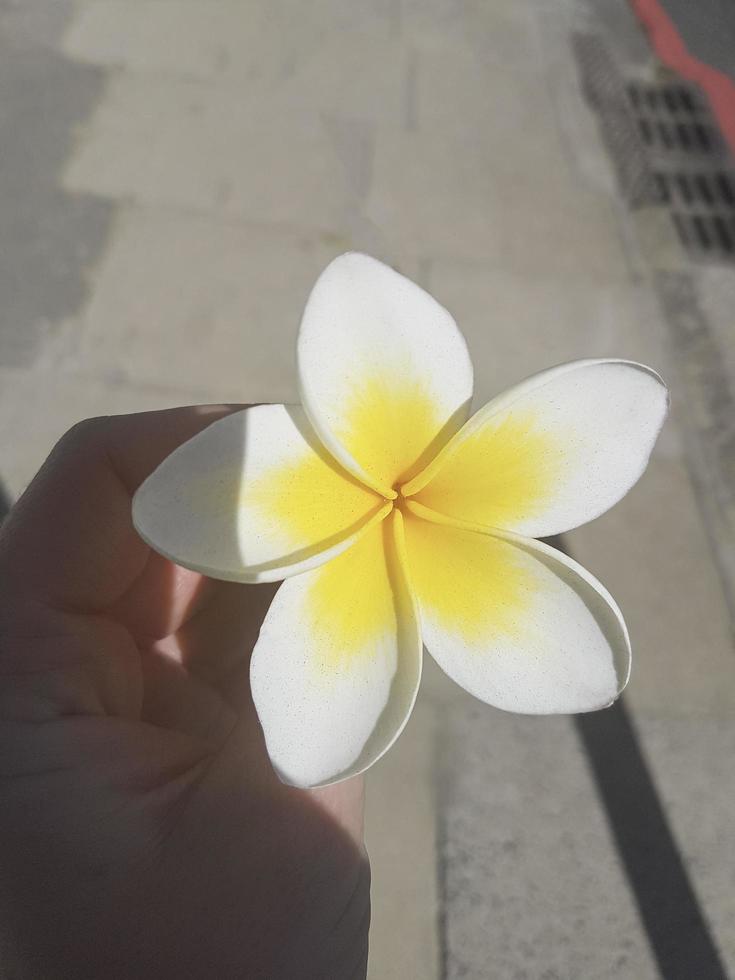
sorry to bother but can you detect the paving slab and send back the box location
[0,0,76,49]
[64,2,408,127]
[63,74,359,231]
[367,127,632,280]
[365,693,440,980]
[697,266,735,387]
[440,704,658,980]
[569,450,735,719]
[0,8,112,367]
[62,207,340,402]
[427,260,673,404]
[63,0,296,80]
[631,715,735,969]
[568,452,735,976]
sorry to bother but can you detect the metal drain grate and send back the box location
[652,169,735,208]
[574,33,735,264]
[651,167,735,260]
[672,212,735,257]
[573,34,655,207]
[626,81,724,157]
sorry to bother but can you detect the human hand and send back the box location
[0,408,369,980]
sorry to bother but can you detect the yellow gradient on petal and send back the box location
[403,514,533,643]
[305,517,399,666]
[413,408,564,530]
[336,373,445,489]
[244,443,382,553]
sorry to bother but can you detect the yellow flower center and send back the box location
[335,373,446,492]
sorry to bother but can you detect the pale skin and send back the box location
[0,407,369,980]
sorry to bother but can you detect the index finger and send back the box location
[0,405,242,616]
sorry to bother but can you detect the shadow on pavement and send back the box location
[575,701,727,980]
[0,479,11,524]
[0,6,113,368]
[544,536,728,980]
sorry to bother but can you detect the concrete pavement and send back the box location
[1,1,734,977]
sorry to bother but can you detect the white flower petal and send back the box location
[133,404,387,583]
[404,359,669,537]
[297,252,473,496]
[250,511,421,788]
[404,507,630,714]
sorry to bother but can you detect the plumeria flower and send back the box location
[133,253,669,789]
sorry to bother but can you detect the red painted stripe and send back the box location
[630,0,735,158]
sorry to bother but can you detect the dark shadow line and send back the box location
[575,700,728,980]
[0,479,11,525]
[544,535,728,980]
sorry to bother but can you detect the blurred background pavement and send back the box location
[1,1,734,977]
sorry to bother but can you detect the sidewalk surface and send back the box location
[1,2,734,978]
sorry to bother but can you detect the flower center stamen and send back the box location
[389,483,412,514]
